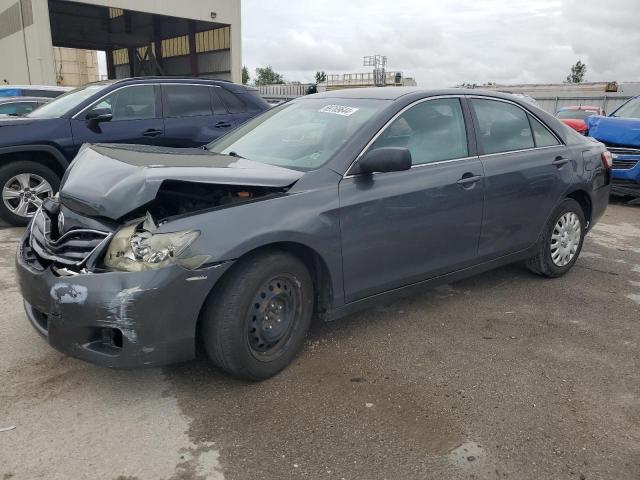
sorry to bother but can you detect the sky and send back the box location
[242,0,640,87]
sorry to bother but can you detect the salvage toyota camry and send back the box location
[16,88,612,380]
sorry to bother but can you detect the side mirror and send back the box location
[86,108,113,131]
[356,147,412,175]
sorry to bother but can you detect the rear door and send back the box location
[70,84,164,155]
[339,97,485,302]
[469,97,573,259]
[161,84,236,147]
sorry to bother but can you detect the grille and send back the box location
[606,146,640,170]
[612,158,639,170]
[29,209,111,266]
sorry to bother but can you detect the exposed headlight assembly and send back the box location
[104,214,206,272]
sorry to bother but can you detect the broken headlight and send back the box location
[104,215,203,272]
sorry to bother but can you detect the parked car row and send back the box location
[0,78,269,225]
[15,87,611,379]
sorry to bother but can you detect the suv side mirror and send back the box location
[86,108,113,130]
[356,147,412,175]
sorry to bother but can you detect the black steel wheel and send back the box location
[202,250,314,381]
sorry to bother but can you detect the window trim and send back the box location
[467,95,564,157]
[72,83,222,120]
[344,95,473,178]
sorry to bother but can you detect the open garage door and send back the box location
[48,0,236,81]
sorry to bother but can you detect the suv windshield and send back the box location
[557,109,599,120]
[207,98,390,171]
[611,98,640,119]
[26,83,111,118]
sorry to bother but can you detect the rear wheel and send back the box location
[526,198,586,278]
[0,161,59,226]
[202,250,314,381]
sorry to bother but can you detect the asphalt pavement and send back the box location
[1,202,639,480]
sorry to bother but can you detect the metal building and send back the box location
[0,0,242,85]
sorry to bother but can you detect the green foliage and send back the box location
[241,66,250,85]
[315,71,327,84]
[565,61,587,84]
[254,65,285,86]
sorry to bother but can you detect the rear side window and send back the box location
[217,88,246,114]
[210,89,228,114]
[472,99,534,154]
[371,98,468,165]
[529,115,560,147]
[163,85,213,118]
[241,91,267,113]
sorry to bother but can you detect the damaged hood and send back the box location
[60,144,304,220]
[586,115,640,148]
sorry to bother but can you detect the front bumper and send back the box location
[611,155,640,198]
[16,234,232,369]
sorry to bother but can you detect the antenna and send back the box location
[363,55,387,87]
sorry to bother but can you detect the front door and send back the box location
[70,84,164,156]
[468,97,575,259]
[339,97,485,303]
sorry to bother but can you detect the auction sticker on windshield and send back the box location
[319,105,359,116]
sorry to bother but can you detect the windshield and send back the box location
[611,98,640,119]
[26,83,111,118]
[557,109,599,120]
[207,98,390,171]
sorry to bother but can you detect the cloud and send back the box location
[242,0,639,86]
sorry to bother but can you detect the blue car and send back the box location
[586,96,640,201]
[0,78,269,225]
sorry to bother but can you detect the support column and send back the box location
[188,20,198,77]
[105,49,116,79]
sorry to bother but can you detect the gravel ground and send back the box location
[1,202,638,480]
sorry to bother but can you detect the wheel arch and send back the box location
[0,145,69,178]
[565,189,593,228]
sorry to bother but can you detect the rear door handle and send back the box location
[215,121,232,128]
[142,128,163,137]
[456,174,483,188]
[552,156,570,167]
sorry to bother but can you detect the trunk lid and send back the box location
[60,143,304,220]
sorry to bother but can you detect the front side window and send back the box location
[369,98,468,165]
[208,98,390,171]
[472,98,534,154]
[163,85,213,118]
[27,83,111,118]
[85,85,157,121]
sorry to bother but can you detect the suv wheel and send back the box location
[0,161,60,226]
[202,250,314,381]
[526,198,586,278]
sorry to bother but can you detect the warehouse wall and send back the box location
[0,0,56,84]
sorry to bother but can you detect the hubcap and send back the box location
[550,212,581,267]
[247,275,301,358]
[2,173,53,218]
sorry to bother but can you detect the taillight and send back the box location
[601,150,613,169]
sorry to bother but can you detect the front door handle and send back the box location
[456,173,483,188]
[552,156,570,167]
[142,128,163,137]
[215,121,232,128]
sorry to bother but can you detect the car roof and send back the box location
[558,105,601,111]
[0,85,72,91]
[0,96,50,103]
[305,87,532,102]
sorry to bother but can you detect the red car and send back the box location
[556,105,605,134]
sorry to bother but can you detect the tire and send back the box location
[202,250,314,381]
[526,198,586,278]
[0,161,60,226]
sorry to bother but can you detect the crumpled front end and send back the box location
[15,204,231,368]
[586,116,640,198]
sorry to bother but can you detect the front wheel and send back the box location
[526,198,586,278]
[0,161,60,226]
[201,250,314,381]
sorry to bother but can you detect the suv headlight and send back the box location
[104,219,203,272]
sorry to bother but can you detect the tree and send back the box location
[565,60,587,84]
[241,66,250,85]
[315,71,327,84]
[254,65,285,86]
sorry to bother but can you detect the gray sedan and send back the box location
[16,88,611,380]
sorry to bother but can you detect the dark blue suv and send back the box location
[0,77,269,225]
